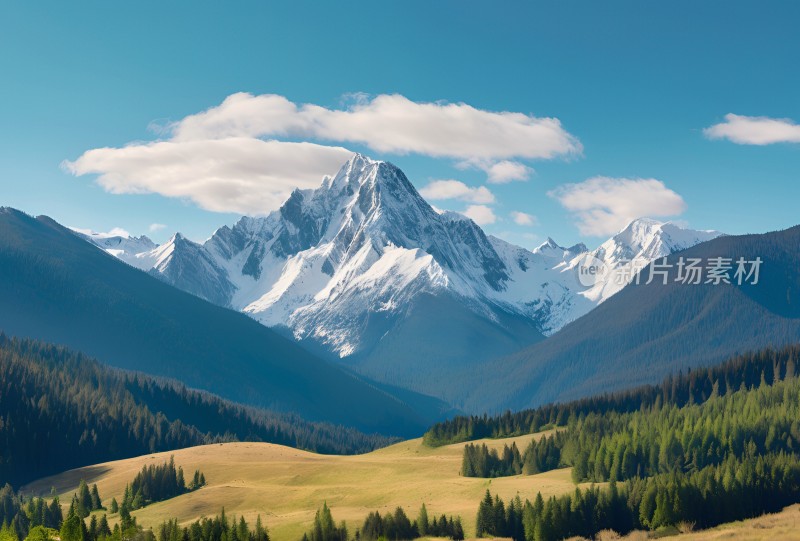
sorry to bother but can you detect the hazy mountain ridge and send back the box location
[0,207,449,434]
[458,225,800,413]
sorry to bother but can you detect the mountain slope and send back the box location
[79,155,720,402]
[0,334,394,488]
[0,207,449,435]
[461,225,800,413]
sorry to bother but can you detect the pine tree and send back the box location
[416,503,429,537]
[77,481,92,518]
[60,515,85,541]
[476,490,493,536]
[47,497,62,529]
[88,515,97,541]
[254,515,269,541]
[0,522,19,541]
[90,485,102,511]
[109,499,118,514]
[98,516,111,538]
[452,517,464,541]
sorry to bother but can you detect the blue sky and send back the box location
[1,1,799,249]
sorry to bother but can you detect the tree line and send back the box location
[357,503,464,540]
[158,510,269,541]
[426,344,800,446]
[462,372,800,485]
[460,435,566,478]
[119,458,205,512]
[0,334,394,488]
[478,450,800,540]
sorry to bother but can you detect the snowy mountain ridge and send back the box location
[77,154,722,370]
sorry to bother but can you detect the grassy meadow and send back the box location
[23,431,588,540]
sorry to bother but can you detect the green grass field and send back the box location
[23,431,588,540]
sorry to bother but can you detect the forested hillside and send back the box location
[426,344,800,445]
[467,362,800,539]
[0,335,394,489]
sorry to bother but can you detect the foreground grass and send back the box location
[563,504,800,541]
[662,503,800,541]
[23,431,589,540]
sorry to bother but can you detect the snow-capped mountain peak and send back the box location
[73,155,724,388]
[576,218,723,303]
[71,227,157,268]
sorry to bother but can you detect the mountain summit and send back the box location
[78,156,722,404]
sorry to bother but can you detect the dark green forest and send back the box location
[427,344,800,446]
[0,334,395,489]
[460,352,800,483]
[461,351,800,539]
[477,449,800,541]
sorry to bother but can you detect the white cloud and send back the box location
[418,179,495,204]
[462,204,497,225]
[64,139,353,215]
[510,211,537,226]
[704,113,800,145]
[460,159,533,183]
[549,176,687,236]
[485,160,533,183]
[149,223,167,232]
[173,92,582,161]
[65,92,579,215]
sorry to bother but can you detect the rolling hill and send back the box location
[0,207,450,436]
[22,432,582,540]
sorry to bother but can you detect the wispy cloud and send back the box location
[149,223,167,232]
[70,226,131,239]
[704,113,800,145]
[419,179,495,204]
[460,159,533,183]
[510,211,537,226]
[462,204,497,225]
[549,176,686,236]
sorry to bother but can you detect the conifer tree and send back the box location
[90,485,102,511]
[416,503,429,537]
[60,515,84,541]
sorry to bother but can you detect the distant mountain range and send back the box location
[459,224,800,413]
[5,154,796,425]
[0,207,449,436]
[75,154,721,401]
